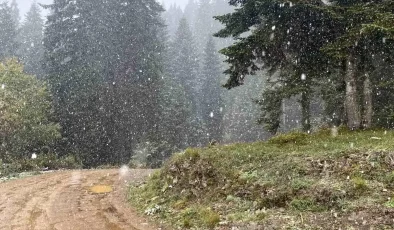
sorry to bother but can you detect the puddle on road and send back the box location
[90,185,113,194]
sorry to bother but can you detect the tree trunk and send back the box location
[363,74,373,128]
[344,55,361,129]
[301,91,311,132]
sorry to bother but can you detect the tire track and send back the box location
[0,169,160,230]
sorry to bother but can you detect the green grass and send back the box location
[129,129,394,229]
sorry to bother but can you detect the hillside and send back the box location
[129,128,394,229]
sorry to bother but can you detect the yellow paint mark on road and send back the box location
[90,185,113,194]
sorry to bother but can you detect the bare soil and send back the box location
[0,169,161,230]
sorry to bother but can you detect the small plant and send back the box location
[173,199,188,210]
[239,170,259,182]
[290,198,324,212]
[183,148,200,162]
[182,218,192,228]
[384,199,394,208]
[383,171,394,188]
[144,204,161,216]
[291,179,313,191]
[200,208,220,229]
[352,177,368,192]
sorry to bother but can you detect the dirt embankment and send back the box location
[0,169,161,230]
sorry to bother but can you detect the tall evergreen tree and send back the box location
[169,18,200,109]
[215,0,339,133]
[43,0,165,166]
[0,2,18,59]
[215,0,394,132]
[322,1,394,129]
[201,37,223,141]
[10,0,20,27]
[19,2,44,77]
[194,0,213,55]
[168,18,207,146]
[184,0,198,32]
[163,4,183,39]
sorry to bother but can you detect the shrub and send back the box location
[352,177,368,192]
[200,208,220,229]
[59,155,82,169]
[0,59,60,161]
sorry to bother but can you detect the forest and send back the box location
[1,0,394,172]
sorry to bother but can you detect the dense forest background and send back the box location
[0,0,271,169]
[1,0,394,170]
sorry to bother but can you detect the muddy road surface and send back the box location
[0,169,161,230]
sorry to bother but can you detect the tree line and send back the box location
[3,0,391,169]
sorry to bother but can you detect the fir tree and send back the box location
[168,18,207,146]
[163,4,183,39]
[19,2,44,77]
[184,0,198,32]
[169,18,200,109]
[43,0,165,166]
[10,0,20,27]
[194,0,213,55]
[0,2,18,59]
[201,37,223,141]
[215,0,339,133]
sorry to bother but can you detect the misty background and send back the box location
[17,0,189,18]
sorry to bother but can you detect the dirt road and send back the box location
[0,169,161,230]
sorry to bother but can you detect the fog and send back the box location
[18,0,189,18]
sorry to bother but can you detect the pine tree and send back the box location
[184,0,198,32]
[0,2,18,59]
[215,0,339,133]
[19,2,44,77]
[43,0,165,166]
[168,18,207,146]
[42,0,105,166]
[163,4,183,39]
[201,37,223,141]
[321,2,394,129]
[194,0,213,55]
[10,0,20,28]
[169,18,200,109]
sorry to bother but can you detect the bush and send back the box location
[351,177,369,196]
[0,59,61,161]
[35,153,81,170]
[60,155,82,169]
[0,153,81,178]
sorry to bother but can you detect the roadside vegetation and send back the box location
[129,128,394,229]
[0,60,81,178]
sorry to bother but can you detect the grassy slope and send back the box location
[129,129,394,229]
